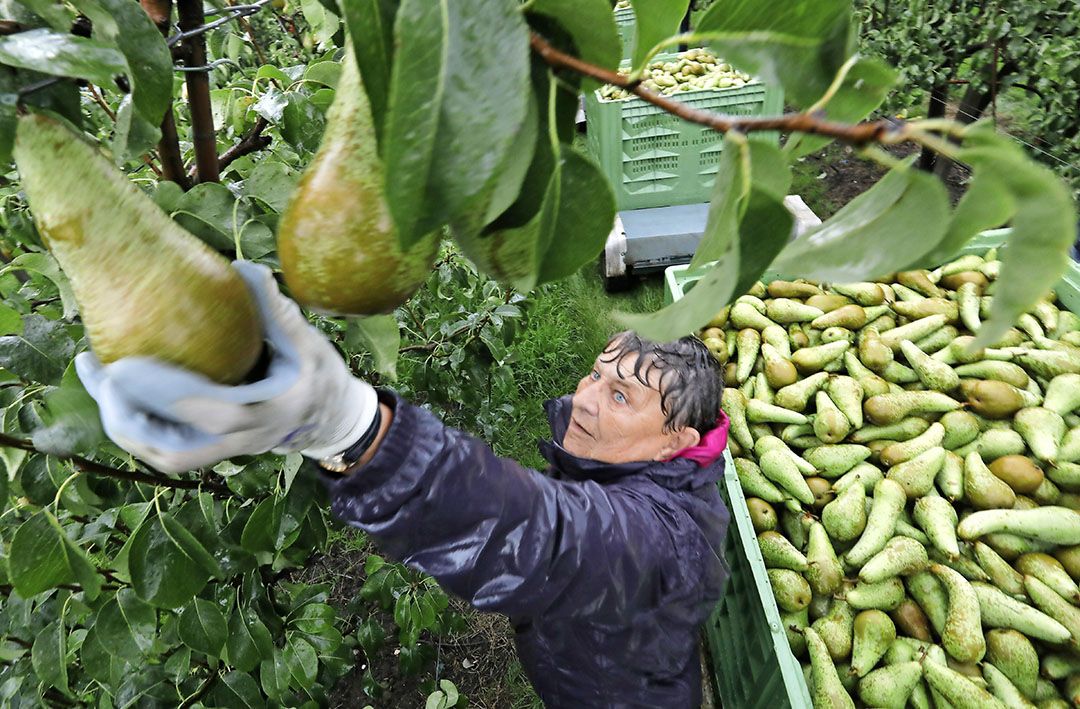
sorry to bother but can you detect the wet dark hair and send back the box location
[599,330,724,434]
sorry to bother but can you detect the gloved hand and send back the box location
[75,261,378,473]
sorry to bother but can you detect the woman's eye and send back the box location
[614,392,626,404]
[590,370,600,381]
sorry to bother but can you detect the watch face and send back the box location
[320,457,349,473]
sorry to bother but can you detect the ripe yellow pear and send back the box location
[13,114,261,384]
[278,48,439,314]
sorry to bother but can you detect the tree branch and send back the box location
[140,0,193,190]
[177,0,220,184]
[0,432,233,496]
[187,117,271,179]
[529,33,899,146]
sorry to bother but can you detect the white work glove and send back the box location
[75,261,378,473]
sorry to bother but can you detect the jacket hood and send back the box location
[539,396,725,491]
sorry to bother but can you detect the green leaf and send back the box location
[696,0,853,108]
[70,0,172,130]
[526,0,621,86]
[214,671,266,709]
[912,168,1014,268]
[4,251,77,320]
[304,60,341,89]
[227,606,274,673]
[31,374,104,456]
[163,646,192,683]
[0,301,21,336]
[959,132,1078,347]
[8,509,101,599]
[128,513,212,609]
[0,314,76,384]
[31,618,67,692]
[170,182,243,252]
[383,0,530,247]
[93,589,156,663]
[284,634,319,689]
[260,648,291,701]
[630,0,691,69]
[616,145,793,341]
[300,0,341,44]
[179,598,228,658]
[769,161,950,282]
[345,315,400,380]
[240,497,279,554]
[341,0,398,147]
[0,69,16,165]
[783,56,896,157]
[16,0,74,29]
[0,29,127,87]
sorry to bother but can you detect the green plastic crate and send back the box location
[673,227,1080,708]
[585,61,783,211]
[614,6,634,61]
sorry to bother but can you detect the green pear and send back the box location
[985,629,1039,699]
[879,314,950,351]
[858,661,923,709]
[768,280,823,299]
[879,422,945,467]
[807,294,853,312]
[864,391,961,425]
[894,298,959,321]
[792,340,851,374]
[825,375,865,428]
[972,541,1025,597]
[759,450,815,505]
[806,521,845,597]
[1024,575,1080,653]
[831,282,886,306]
[1043,373,1080,415]
[923,659,1008,709]
[936,450,965,502]
[890,599,934,643]
[964,452,1017,510]
[747,498,778,533]
[982,663,1035,708]
[988,455,1045,494]
[1014,349,1080,379]
[941,410,982,449]
[897,269,943,297]
[1040,653,1080,681]
[814,390,851,443]
[1058,427,1080,463]
[845,479,906,568]
[735,328,761,384]
[957,281,983,333]
[280,48,439,315]
[812,304,867,330]
[821,482,866,542]
[1014,407,1065,462]
[914,495,960,558]
[768,568,812,612]
[859,536,929,583]
[930,563,985,663]
[915,324,960,355]
[13,115,262,383]
[900,340,960,391]
[858,328,895,373]
[781,607,810,658]
[753,372,775,405]
[832,462,884,495]
[758,531,809,572]
[756,436,816,475]
[722,388,755,451]
[961,379,1025,419]
[747,399,808,425]
[849,417,931,443]
[805,445,873,477]
[734,457,785,503]
[850,610,896,678]
[730,301,777,330]
[887,446,946,498]
[954,360,1030,389]
[1015,553,1080,604]
[843,351,893,398]
[846,578,905,611]
[821,326,855,344]
[775,371,831,411]
[906,570,949,638]
[765,297,824,324]
[805,626,857,708]
[761,343,798,388]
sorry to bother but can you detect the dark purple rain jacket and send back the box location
[320,391,731,708]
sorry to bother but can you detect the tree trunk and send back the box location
[919,82,949,171]
[176,0,220,184]
[140,0,191,190]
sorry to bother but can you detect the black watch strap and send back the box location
[317,404,383,475]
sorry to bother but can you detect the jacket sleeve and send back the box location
[319,391,673,621]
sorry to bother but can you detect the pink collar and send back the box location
[666,411,730,467]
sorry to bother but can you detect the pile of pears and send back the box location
[12,48,436,385]
[705,255,1080,708]
[598,48,755,101]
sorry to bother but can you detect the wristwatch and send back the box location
[317,405,384,474]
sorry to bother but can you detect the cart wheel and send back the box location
[599,259,635,293]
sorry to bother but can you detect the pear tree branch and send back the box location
[0,431,233,496]
[529,33,903,147]
[176,0,220,184]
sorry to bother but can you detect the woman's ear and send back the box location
[654,426,701,461]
